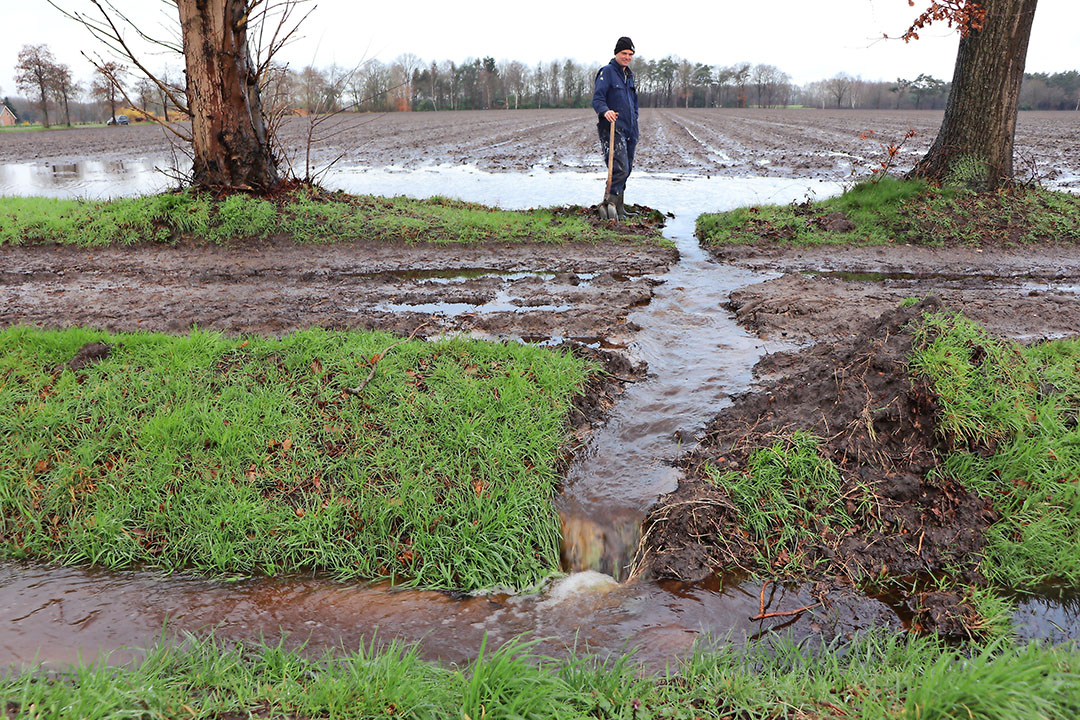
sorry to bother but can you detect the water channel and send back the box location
[0,161,1075,671]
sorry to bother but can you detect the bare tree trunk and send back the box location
[910,0,1038,189]
[178,0,278,190]
[37,79,50,128]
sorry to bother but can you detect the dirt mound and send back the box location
[552,203,669,238]
[640,297,998,631]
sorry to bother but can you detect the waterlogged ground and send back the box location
[1,109,1077,189]
[2,113,1080,668]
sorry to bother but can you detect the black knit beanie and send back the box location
[614,37,635,54]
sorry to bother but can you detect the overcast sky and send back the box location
[3,0,1078,99]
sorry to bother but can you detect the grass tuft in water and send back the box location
[0,326,595,590]
[703,431,873,574]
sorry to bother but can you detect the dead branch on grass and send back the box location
[344,322,431,397]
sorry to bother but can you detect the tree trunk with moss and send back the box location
[178,0,279,190]
[909,0,1038,189]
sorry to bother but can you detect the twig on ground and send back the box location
[751,579,820,621]
[344,321,431,396]
[750,603,820,622]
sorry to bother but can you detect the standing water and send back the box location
[5,163,1068,670]
[322,165,838,577]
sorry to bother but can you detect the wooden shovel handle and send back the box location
[604,120,616,197]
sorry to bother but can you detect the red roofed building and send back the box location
[0,102,17,127]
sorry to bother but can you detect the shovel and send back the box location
[599,120,617,220]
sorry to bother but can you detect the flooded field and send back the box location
[2,110,1080,670]
[1,109,1077,197]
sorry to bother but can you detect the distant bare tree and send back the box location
[731,62,752,108]
[47,62,79,126]
[752,64,789,108]
[676,59,693,108]
[90,60,126,122]
[826,72,854,108]
[132,76,156,118]
[296,65,327,113]
[15,44,57,127]
[547,61,561,107]
[503,60,526,109]
[395,53,422,110]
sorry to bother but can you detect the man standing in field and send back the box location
[593,36,640,219]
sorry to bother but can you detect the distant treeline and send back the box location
[6,51,1078,126]
[263,59,1080,114]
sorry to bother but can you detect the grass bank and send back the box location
[0,188,667,247]
[688,310,1080,634]
[696,177,1080,247]
[0,326,595,590]
[910,312,1080,588]
[3,632,1080,719]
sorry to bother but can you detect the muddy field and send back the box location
[0,238,675,345]
[4,109,1077,351]
[2,109,1077,187]
[3,111,1080,652]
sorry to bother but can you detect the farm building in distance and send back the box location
[0,102,17,126]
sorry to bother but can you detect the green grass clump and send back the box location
[0,189,666,247]
[910,312,1080,587]
[0,326,594,590]
[696,176,1080,248]
[4,631,1080,719]
[703,432,872,573]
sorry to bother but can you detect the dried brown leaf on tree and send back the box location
[899,0,987,42]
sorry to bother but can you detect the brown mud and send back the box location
[642,301,984,562]
[3,115,1080,656]
[0,238,676,346]
[639,281,1076,637]
[713,243,1080,344]
[3,109,1077,188]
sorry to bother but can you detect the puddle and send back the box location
[2,164,1079,667]
[807,269,1080,291]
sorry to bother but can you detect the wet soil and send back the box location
[0,238,676,345]
[640,298,1003,635]
[3,116,1080,657]
[4,109,1077,189]
[712,243,1080,344]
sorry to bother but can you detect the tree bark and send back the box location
[909,0,1038,188]
[178,0,279,190]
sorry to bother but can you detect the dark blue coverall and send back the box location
[592,58,640,197]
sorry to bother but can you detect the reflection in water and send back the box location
[0,159,179,199]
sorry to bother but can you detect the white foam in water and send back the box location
[541,571,620,604]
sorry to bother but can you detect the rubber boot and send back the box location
[616,194,637,219]
[602,193,618,220]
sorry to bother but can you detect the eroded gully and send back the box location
[0,168,1070,672]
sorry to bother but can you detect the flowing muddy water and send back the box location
[2,166,1077,669]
